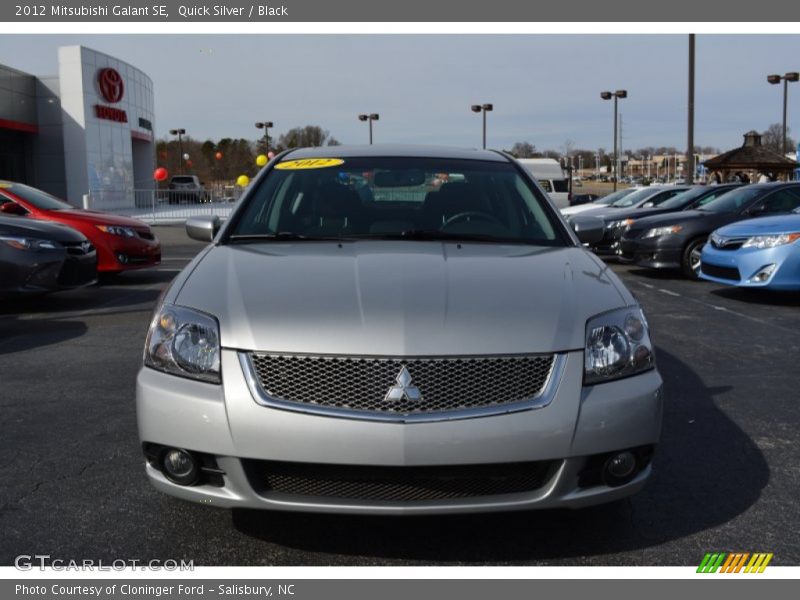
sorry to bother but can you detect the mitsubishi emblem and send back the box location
[384,366,423,403]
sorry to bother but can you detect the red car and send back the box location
[0,181,160,273]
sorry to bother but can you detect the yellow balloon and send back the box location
[256,154,268,167]
[236,175,250,187]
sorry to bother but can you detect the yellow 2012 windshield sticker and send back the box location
[275,158,345,170]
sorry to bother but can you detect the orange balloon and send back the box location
[215,151,223,160]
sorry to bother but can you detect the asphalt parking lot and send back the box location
[1,225,799,566]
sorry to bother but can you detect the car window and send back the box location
[552,180,569,193]
[698,186,764,212]
[227,156,566,246]
[171,176,197,184]
[659,186,724,210]
[649,189,685,206]
[756,188,800,214]
[537,180,553,193]
[1,183,72,210]
[612,187,661,208]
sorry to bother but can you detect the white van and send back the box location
[517,158,570,208]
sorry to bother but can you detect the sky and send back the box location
[1,34,799,153]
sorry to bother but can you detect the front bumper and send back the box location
[700,242,800,290]
[96,235,161,272]
[619,235,682,269]
[136,349,663,514]
[0,248,97,295]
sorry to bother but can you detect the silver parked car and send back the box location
[137,146,663,515]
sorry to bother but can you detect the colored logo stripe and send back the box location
[697,552,773,573]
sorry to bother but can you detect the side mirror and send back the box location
[186,215,220,242]
[747,204,767,217]
[569,215,605,245]
[0,202,27,215]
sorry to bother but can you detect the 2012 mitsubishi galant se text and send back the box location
[136,146,663,515]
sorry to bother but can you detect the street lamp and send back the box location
[358,113,379,144]
[600,90,627,191]
[169,128,186,174]
[767,72,799,155]
[255,121,274,154]
[470,103,493,149]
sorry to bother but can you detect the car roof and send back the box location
[282,145,509,162]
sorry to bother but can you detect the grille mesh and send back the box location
[701,263,741,281]
[248,353,555,415]
[247,460,557,502]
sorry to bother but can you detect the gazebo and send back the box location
[703,130,798,183]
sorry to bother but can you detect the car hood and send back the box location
[626,209,718,232]
[716,214,800,236]
[174,241,632,356]
[45,209,148,228]
[0,215,88,242]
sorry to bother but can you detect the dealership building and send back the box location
[0,45,155,206]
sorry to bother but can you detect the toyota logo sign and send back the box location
[97,68,124,103]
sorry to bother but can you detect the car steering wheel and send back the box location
[441,211,503,229]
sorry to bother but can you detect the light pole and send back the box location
[470,103,493,149]
[767,72,799,156]
[601,90,627,191]
[686,34,695,184]
[255,121,273,154]
[358,113,379,144]
[169,128,186,174]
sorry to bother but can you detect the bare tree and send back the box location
[509,142,537,158]
[761,123,796,155]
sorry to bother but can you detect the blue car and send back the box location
[699,208,800,290]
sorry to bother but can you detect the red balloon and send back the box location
[215,151,223,160]
[186,159,193,168]
[153,167,168,182]
[159,151,167,160]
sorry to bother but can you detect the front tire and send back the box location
[681,237,706,280]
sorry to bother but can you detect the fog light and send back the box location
[603,451,637,485]
[161,448,200,485]
[117,253,129,264]
[750,264,776,283]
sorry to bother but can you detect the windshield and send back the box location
[612,187,662,208]
[698,187,763,213]
[227,156,566,246]
[1,183,73,210]
[595,188,636,206]
[658,186,710,210]
[171,176,197,184]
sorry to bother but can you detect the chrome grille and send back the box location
[246,353,556,418]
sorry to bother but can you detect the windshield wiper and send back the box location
[227,232,343,243]
[349,230,532,244]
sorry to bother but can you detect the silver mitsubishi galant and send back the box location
[137,145,663,514]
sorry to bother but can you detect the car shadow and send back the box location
[626,268,688,281]
[97,269,180,287]
[0,316,88,355]
[229,348,768,564]
[0,286,163,317]
[710,287,800,307]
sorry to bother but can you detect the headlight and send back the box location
[96,225,136,237]
[643,225,682,238]
[741,232,800,249]
[0,236,59,251]
[144,305,221,384]
[606,218,635,230]
[585,306,655,385]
